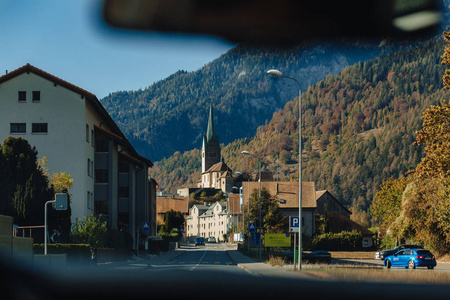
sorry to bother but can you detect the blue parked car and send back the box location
[384,249,436,269]
[194,236,205,246]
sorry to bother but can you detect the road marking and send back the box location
[189,249,207,271]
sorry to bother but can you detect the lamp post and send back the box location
[241,150,262,261]
[267,69,302,270]
[236,171,250,251]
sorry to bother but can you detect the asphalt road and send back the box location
[4,244,450,299]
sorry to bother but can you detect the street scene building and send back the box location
[186,201,228,241]
[198,103,234,193]
[0,64,157,247]
[157,100,371,247]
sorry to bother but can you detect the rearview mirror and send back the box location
[103,0,443,44]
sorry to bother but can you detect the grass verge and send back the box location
[300,265,450,284]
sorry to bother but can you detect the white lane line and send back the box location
[189,249,207,271]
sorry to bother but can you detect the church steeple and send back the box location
[206,102,215,143]
[201,102,221,174]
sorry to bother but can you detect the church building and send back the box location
[198,104,234,193]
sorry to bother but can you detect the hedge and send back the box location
[311,230,363,251]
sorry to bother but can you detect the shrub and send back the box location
[311,230,363,251]
[71,215,108,249]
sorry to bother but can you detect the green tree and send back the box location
[388,179,450,254]
[370,176,412,231]
[164,209,185,234]
[0,137,53,226]
[71,215,108,249]
[38,156,73,243]
[246,187,288,234]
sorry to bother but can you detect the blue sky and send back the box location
[0,0,234,99]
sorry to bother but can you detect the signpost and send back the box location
[142,222,150,232]
[45,193,68,255]
[289,216,299,232]
[289,216,300,270]
[248,223,256,233]
[253,233,260,246]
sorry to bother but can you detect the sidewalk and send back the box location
[225,245,312,279]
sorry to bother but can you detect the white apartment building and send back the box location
[0,64,157,246]
[186,201,228,241]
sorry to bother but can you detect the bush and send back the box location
[71,215,108,249]
[311,230,363,251]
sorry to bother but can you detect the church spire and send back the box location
[206,102,215,142]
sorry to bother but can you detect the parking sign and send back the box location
[289,216,299,232]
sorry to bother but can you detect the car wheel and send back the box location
[427,266,434,270]
[385,260,391,269]
[408,260,416,269]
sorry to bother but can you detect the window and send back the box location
[91,129,94,147]
[119,186,129,198]
[10,123,26,133]
[94,201,108,215]
[32,91,40,102]
[119,162,129,173]
[32,123,48,134]
[95,169,108,183]
[18,91,26,102]
[86,124,89,142]
[87,159,94,177]
[95,138,108,152]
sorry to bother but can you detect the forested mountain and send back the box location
[101,40,399,161]
[149,39,447,226]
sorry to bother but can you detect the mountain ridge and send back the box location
[100,39,404,162]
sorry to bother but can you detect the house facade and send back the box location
[186,201,228,241]
[0,64,156,247]
[241,181,318,237]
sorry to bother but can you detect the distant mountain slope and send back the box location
[100,41,397,161]
[150,40,447,224]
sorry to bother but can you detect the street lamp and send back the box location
[267,69,302,270]
[241,150,262,261]
[236,171,250,251]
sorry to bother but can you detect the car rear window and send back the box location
[416,250,432,255]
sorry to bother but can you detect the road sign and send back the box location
[265,233,291,247]
[142,222,149,232]
[289,216,299,232]
[253,233,260,245]
[248,223,256,233]
[55,193,68,210]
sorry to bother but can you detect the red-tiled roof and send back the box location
[242,181,316,208]
[204,162,231,174]
[0,64,96,98]
[157,197,189,214]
